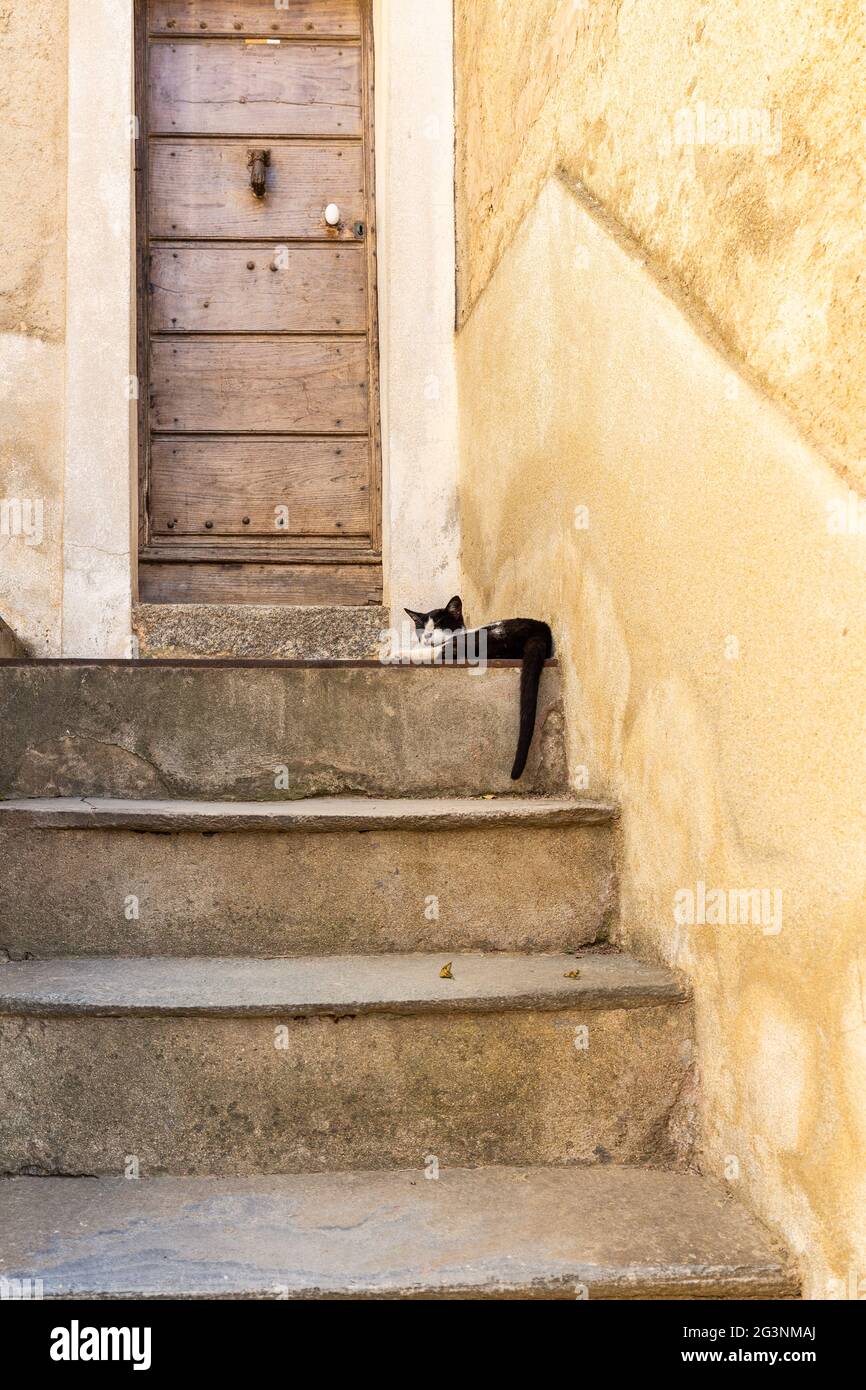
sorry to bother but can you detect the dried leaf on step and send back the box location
[563,969,581,979]
[439,962,454,979]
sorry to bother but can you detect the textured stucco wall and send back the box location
[456,175,866,1298]
[0,0,68,652]
[455,0,866,486]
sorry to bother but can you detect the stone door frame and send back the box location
[62,0,459,656]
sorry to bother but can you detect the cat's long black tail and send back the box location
[511,636,549,780]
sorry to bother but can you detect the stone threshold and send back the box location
[133,603,389,661]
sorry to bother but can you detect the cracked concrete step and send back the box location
[0,951,694,1176]
[0,661,568,799]
[0,1167,797,1300]
[0,797,616,957]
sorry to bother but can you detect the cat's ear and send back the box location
[404,607,425,625]
[446,595,463,622]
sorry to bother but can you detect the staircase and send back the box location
[0,658,796,1299]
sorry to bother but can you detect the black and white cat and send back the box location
[404,596,554,780]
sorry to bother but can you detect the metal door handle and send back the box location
[248,149,270,199]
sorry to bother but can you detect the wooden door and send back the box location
[136,0,382,606]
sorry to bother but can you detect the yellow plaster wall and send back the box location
[455,0,866,485]
[456,174,866,1297]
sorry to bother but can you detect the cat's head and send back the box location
[404,595,465,646]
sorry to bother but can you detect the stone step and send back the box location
[0,951,693,1177]
[0,797,616,957]
[0,950,683,1016]
[0,1166,797,1300]
[0,660,567,801]
[0,795,614,832]
[133,603,389,661]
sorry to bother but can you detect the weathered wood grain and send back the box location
[149,40,362,136]
[138,0,380,598]
[139,560,383,605]
[151,437,370,535]
[150,244,366,331]
[150,337,369,432]
[148,0,361,38]
[149,140,364,239]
